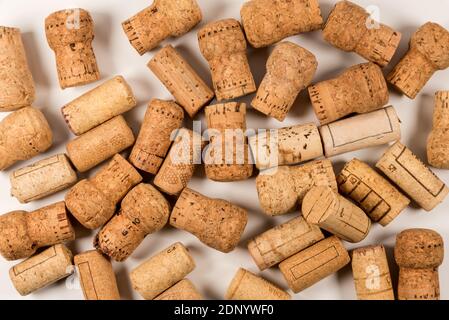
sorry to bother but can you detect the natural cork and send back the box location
[428,91,449,168]
[154,279,203,300]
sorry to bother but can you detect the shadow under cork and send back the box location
[91,11,116,78]
[22,32,50,88]
[114,263,135,300]
[41,105,71,150]
[383,24,418,77]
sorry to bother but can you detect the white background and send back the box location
[1,0,449,300]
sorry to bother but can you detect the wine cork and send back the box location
[154,279,203,300]
[95,183,170,262]
[395,229,444,300]
[10,154,78,203]
[129,99,184,175]
[351,245,394,300]
[130,242,195,300]
[148,45,214,118]
[338,159,410,227]
[225,268,291,300]
[45,8,100,89]
[387,22,449,99]
[0,107,53,171]
[279,236,350,293]
[376,141,449,211]
[251,42,318,121]
[62,76,137,136]
[122,0,202,55]
[66,115,135,172]
[308,62,389,125]
[9,244,74,296]
[0,26,35,112]
[65,154,142,230]
[248,216,324,270]
[428,91,449,168]
[170,188,248,253]
[240,0,323,48]
[256,160,337,216]
[74,250,120,300]
[198,19,256,101]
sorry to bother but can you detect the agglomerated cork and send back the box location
[154,279,203,300]
[428,91,449,168]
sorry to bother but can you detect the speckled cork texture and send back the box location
[154,279,203,300]
[428,91,449,168]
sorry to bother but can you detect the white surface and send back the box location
[1,0,449,300]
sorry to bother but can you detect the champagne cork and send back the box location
[225,268,291,300]
[387,22,449,99]
[338,159,410,227]
[308,62,389,125]
[428,91,449,168]
[45,8,100,89]
[395,229,444,300]
[0,26,35,112]
[66,115,135,172]
[198,19,256,101]
[240,0,323,48]
[170,188,248,253]
[95,183,170,262]
[130,242,195,300]
[122,0,202,55]
[10,154,78,204]
[279,236,350,293]
[154,279,203,300]
[251,42,318,121]
[65,154,142,230]
[0,107,53,171]
[148,45,214,118]
[376,141,449,211]
[62,76,137,136]
[129,99,184,175]
[248,216,324,270]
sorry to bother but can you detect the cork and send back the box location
[10,154,78,204]
[225,268,291,300]
[95,183,170,262]
[395,229,444,300]
[376,141,449,211]
[248,216,324,270]
[122,0,202,55]
[130,242,195,300]
[198,19,256,101]
[65,154,142,230]
[240,0,323,48]
[170,188,248,253]
[66,115,135,173]
[74,250,120,300]
[45,8,100,89]
[204,102,253,182]
[148,45,214,118]
[154,279,203,300]
[129,99,184,175]
[351,245,395,300]
[387,22,449,99]
[62,76,137,136]
[9,244,74,296]
[0,26,35,112]
[0,107,53,171]
[279,236,350,293]
[338,159,410,227]
[308,62,389,125]
[256,160,337,216]
[428,91,449,168]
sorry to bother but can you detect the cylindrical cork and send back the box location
[129,99,184,175]
[65,154,142,230]
[198,19,256,101]
[428,91,449,168]
[95,183,170,261]
[248,216,324,270]
[45,8,100,89]
[154,279,203,300]
[308,62,389,125]
[170,188,248,253]
[376,141,449,211]
[130,242,195,300]
[387,23,449,99]
[62,76,137,136]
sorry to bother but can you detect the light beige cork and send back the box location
[170,188,248,253]
[45,8,100,89]
[154,279,203,300]
[65,154,142,230]
[198,19,256,101]
[376,141,449,211]
[428,91,449,168]
[387,22,449,99]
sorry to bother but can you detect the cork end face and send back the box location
[412,22,449,70]
[167,0,203,37]
[0,211,35,260]
[247,240,268,271]
[427,130,449,169]
[302,186,338,224]
[225,268,246,300]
